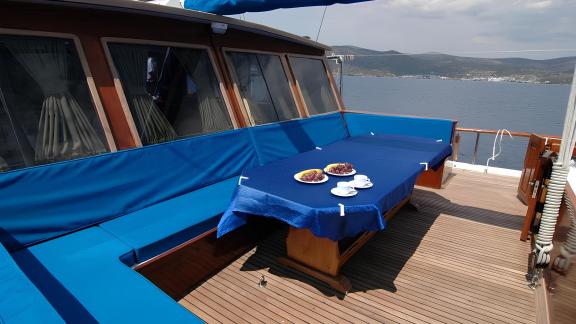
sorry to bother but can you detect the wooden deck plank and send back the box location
[180,169,536,323]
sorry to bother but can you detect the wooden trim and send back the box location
[457,127,532,138]
[0,28,117,151]
[22,0,332,51]
[100,38,143,146]
[133,228,217,271]
[322,57,346,112]
[286,54,343,115]
[344,109,458,123]
[221,47,310,126]
[101,36,240,146]
[136,219,275,300]
[281,54,309,118]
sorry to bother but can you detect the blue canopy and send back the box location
[183,0,372,15]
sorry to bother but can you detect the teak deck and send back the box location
[180,169,536,323]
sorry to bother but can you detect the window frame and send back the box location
[222,47,305,126]
[0,28,118,154]
[101,37,238,147]
[287,54,345,116]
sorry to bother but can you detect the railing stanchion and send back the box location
[472,132,480,165]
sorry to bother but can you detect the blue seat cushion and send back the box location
[101,177,239,263]
[249,112,349,165]
[344,112,454,143]
[12,228,201,323]
[0,243,63,323]
[345,134,452,169]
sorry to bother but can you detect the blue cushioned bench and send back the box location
[0,111,455,322]
[12,228,201,323]
[0,243,63,323]
[100,177,239,263]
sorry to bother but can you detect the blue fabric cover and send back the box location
[249,113,349,165]
[184,0,371,15]
[0,129,258,251]
[0,243,63,324]
[12,227,202,323]
[219,139,433,241]
[344,112,454,143]
[345,135,452,169]
[101,177,239,263]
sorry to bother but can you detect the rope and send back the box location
[315,6,328,42]
[553,190,576,272]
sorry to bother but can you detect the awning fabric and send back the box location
[183,0,372,15]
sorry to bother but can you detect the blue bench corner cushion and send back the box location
[0,243,63,324]
[101,177,239,263]
[0,128,258,252]
[12,227,202,324]
[344,112,455,143]
[249,112,348,165]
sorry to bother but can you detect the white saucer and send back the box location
[331,188,358,197]
[349,181,373,189]
[324,168,357,177]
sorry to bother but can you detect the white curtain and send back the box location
[3,38,107,163]
[173,49,232,133]
[0,155,7,171]
[110,44,176,144]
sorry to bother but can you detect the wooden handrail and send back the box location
[456,127,532,138]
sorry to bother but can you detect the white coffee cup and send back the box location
[354,175,370,185]
[336,181,354,194]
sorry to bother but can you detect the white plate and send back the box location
[294,173,329,184]
[349,181,373,189]
[331,188,358,197]
[324,168,357,177]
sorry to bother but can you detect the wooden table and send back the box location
[277,195,411,294]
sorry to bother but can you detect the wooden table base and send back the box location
[276,195,411,295]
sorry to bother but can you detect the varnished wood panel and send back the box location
[0,1,324,147]
[180,169,535,323]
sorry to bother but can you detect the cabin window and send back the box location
[107,43,233,146]
[289,57,339,115]
[226,52,299,125]
[0,35,110,171]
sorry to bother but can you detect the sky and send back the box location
[226,0,576,60]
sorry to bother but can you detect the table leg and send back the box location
[276,195,411,294]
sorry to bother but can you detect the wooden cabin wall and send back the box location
[0,1,326,147]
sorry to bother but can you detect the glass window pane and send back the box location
[0,35,109,171]
[289,57,339,115]
[108,43,233,145]
[227,52,299,125]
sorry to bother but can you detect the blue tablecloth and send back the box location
[218,136,451,241]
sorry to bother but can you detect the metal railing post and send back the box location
[472,133,481,165]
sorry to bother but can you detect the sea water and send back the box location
[342,76,572,170]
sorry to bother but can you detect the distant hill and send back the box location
[329,45,576,84]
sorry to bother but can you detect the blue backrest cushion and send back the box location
[0,129,258,251]
[0,243,63,323]
[344,112,455,143]
[249,112,349,165]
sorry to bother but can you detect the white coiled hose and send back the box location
[535,163,569,265]
[553,191,576,272]
[535,65,576,266]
